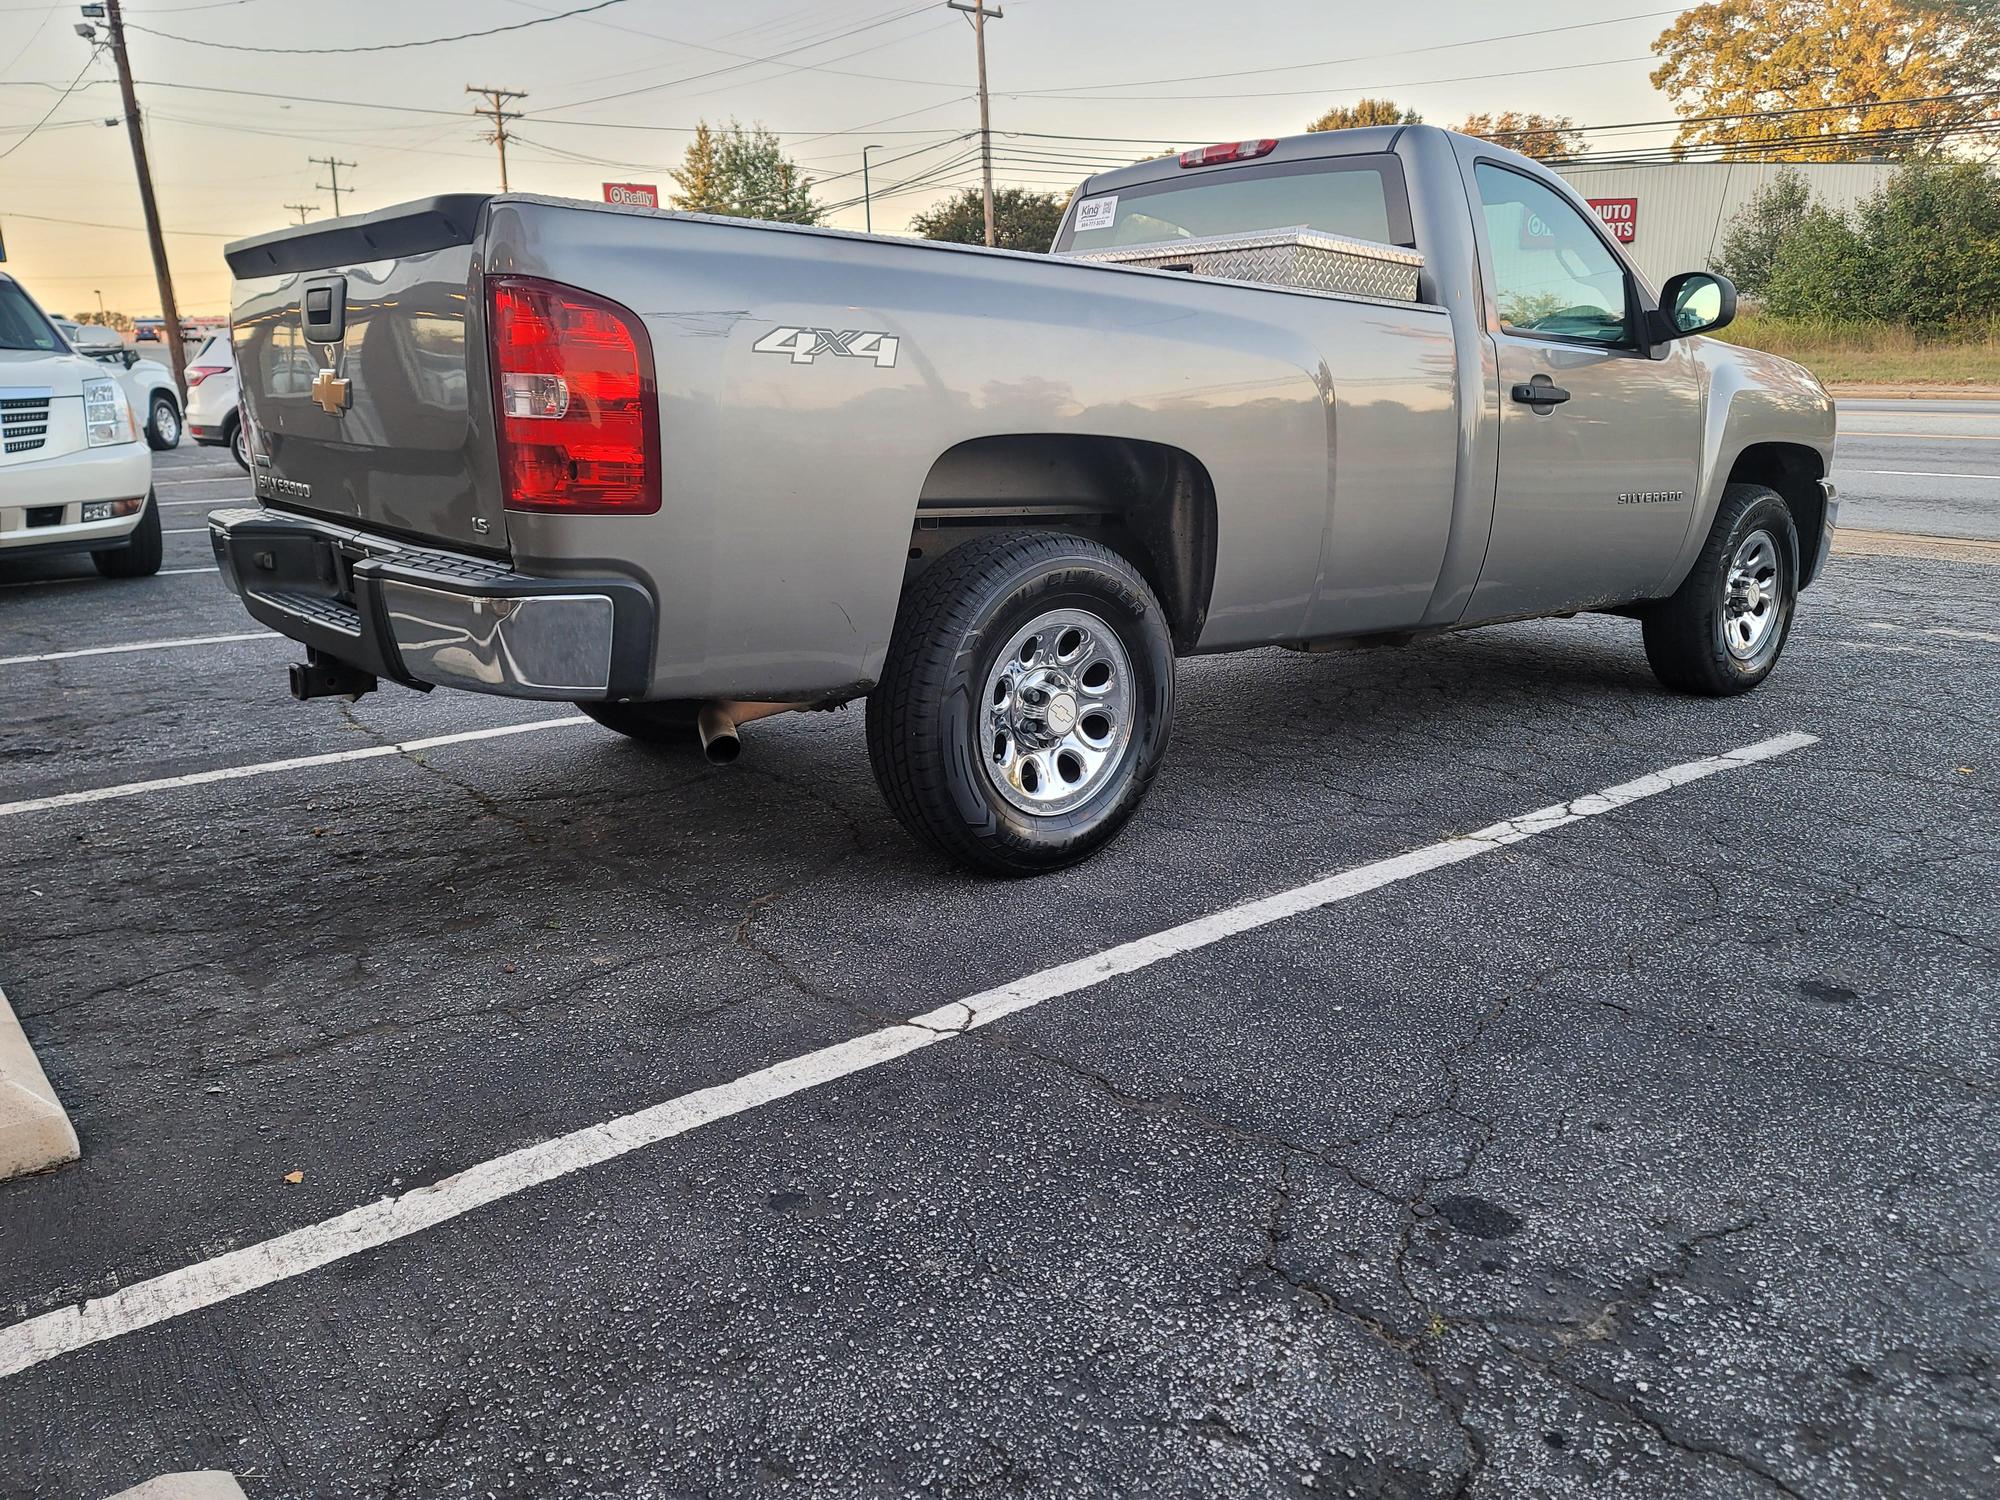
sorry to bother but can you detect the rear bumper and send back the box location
[207,506,654,700]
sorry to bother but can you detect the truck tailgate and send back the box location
[226,195,506,555]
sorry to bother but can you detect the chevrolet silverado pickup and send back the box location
[210,124,1837,873]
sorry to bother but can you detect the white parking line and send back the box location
[0,632,274,667]
[0,730,1816,1380]
[163,528,209,536]
[0,716,590,819]
[1847,469,2000,482]
[1845,430,2000,441]
[1864,621,2000,644]
[154,475,243,487]
[161,498,246,509]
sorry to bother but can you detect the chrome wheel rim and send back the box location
[981,607,1136,816]
[1722,530,1782,660]
[153,401,179,445]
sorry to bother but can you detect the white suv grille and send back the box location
[2,393,52,455]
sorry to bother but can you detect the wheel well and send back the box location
[1727,442,1827,584]
[910,434,1219,651]
[151,386,178,410]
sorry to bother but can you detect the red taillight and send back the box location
[486,275,659,515]
[185,364,227,387]
[1178,138,1279,169]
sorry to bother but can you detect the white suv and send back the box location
[183,333,247,471]
[54,319,184,450]
[0,273,157,578]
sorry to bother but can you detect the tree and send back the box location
[1306,98,1421,133]
[668,119,821,224]
[71,309,135,333]
[1650,0,2000,160]
[1759,160,2000,329]
[910,187,1068,251]
[1715,169,1815,295]
[1456,111,1585,158]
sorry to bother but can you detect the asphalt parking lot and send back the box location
[1,415,1996,1499]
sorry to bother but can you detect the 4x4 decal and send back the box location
[752,326,899,368]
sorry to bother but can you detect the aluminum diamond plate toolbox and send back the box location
[1061,226,1424,303]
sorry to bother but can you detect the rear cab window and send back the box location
[1054,155,1414,253]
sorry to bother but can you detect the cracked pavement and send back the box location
[0,441,1996,1498]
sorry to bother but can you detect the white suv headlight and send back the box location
[83,376,136,447]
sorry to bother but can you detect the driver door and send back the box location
[1465,161,1702,622]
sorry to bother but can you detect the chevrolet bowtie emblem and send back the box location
[310,366,351,417]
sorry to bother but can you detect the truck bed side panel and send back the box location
[490,203,1456,700]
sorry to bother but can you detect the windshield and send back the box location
[0,280,62,353]
[1056,156,1412,252]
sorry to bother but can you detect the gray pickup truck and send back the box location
[212,124,1836,873]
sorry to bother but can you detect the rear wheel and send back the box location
[1641,483,1799,696]
[228,417,250,472]
[867,531,1175,875]
[145,394,180,451]
[91,491,163,579]
[578,699,703,746]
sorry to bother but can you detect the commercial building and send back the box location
[1550,159,1899,285]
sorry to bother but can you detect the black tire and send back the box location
[578,699,703,746]
[91,491,164,579]
[144,394,181,451]
[1642,483,1799,696]
[228,417,250,472]
[867,530,1176,876]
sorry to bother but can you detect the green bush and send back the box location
[1738,158,2000,332]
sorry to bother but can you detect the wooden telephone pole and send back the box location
[946,0,1002,247]
[100,0,188,397]
[309,156,355,217]
[284,203,319,226]
[467,86,526,191]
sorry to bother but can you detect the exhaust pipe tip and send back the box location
[697,704,741,764]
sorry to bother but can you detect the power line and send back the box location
[0,45,100,161]
[122,0,635,54]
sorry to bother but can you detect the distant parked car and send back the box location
[0,274,158,578]
[54,320,183,451]
[183,333,247,471]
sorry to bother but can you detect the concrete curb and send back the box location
[106,1475,248,1500]
[0,984,79,1181]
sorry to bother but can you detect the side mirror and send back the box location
[122,348,139,368]
[1652,271,1737,343]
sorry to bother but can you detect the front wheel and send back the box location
[867,531,1176,875]
[145,395,181,451]
[91,491,163,579]
[1642,483,1799,696]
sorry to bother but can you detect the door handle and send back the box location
[1511,380,1571,408]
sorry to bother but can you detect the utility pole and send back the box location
[97,0,188,396]
[284,203,319,226]
[467,85,526,192]
[946,0,1002,247]
[861,143,884,234]
[309,156,355,217]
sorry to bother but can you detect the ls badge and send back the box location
[753,326,899,368]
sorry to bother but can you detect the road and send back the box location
[0,436,1994,1499]
[1835,398,2000,540]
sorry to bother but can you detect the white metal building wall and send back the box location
[1549,160,1898,286]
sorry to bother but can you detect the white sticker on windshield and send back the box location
[1074,195,1118,232]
